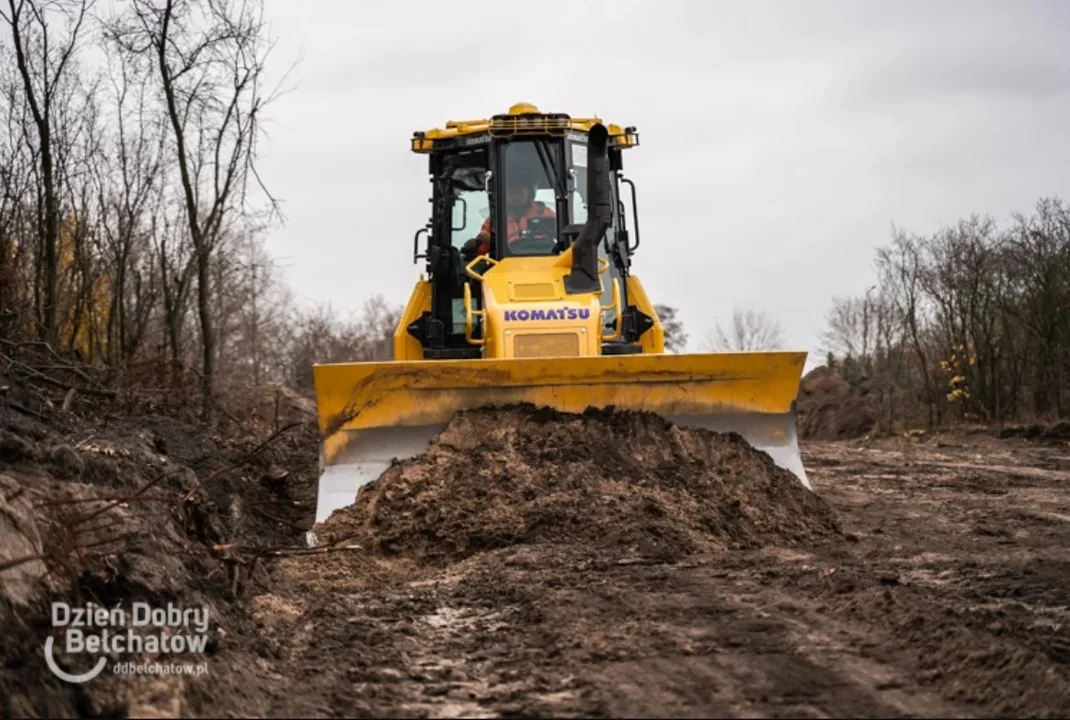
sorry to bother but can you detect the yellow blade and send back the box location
[311,352,809,524]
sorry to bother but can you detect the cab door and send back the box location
[429,147,490,355]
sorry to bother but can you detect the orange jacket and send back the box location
[472,201,556,255]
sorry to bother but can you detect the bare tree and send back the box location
[106,0,284,417]
[224,233,292,388]
[704,306,784,351]
[91,38,167,370]
[878,229,940,426]
[821,288,878,361]
[0,72,34,324]
[654,304,687,352]
[282,295,401,392]
[0,0,93,345]
[152,189,196,380]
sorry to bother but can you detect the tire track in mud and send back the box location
[801,436,1070,718]
[256,545,989,717]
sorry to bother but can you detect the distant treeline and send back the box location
[821,196,1070,428]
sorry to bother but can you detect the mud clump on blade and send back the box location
[319,404,841,563]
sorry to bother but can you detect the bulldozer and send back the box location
[311,102,810,525]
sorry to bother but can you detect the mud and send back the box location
[3,388,1070,717]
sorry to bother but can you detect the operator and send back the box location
[461,167,556,259]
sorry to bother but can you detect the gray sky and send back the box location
[255,0,1070,370]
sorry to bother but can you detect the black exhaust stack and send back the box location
[564,123,611,295]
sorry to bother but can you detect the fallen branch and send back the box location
[252,506,309,532]
[7,400,48,421]
[258,543,363,558]
[1,354,115,398]
[79,528,136,552]
[34,492,181,508]
[180,421,301,502]
[0,553,45,575]
[1,485,28,504]
[70,469,169,527]
[0,339,96,384]
[79,531,138,550]
[210,532,362,560]
[73,517,129,537]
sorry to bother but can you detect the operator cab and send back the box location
[407,103,649,359]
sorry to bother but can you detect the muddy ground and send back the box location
[254,425,1070,718]
[2,395,1069,717]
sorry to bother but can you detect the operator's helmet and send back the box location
[506,164,542,192]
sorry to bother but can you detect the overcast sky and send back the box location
[254,0,1070,369]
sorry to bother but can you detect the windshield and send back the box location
[499,139,562,257]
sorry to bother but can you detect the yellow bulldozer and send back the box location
[311,102,810,525]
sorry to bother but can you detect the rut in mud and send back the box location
[319,405,842,562]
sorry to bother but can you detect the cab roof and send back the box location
[411,102,639,154]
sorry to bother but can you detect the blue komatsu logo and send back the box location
[504,307,591,322]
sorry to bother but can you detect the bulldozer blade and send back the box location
[312,351,809,525]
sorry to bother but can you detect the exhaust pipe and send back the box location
[564,123,612,294]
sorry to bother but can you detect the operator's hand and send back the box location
[462,236,486,259]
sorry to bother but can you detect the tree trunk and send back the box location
[196,241,214,420]
[40,135,58,347]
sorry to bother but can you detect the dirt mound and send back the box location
[319,404,842,563]
[999,421,1070,443]
[797,366,877,440]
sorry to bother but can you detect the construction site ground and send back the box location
[2,394,1069,718]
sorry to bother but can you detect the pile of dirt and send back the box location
[797,366,877,440]
[998,420,1070,443]
[319,404,842,563]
